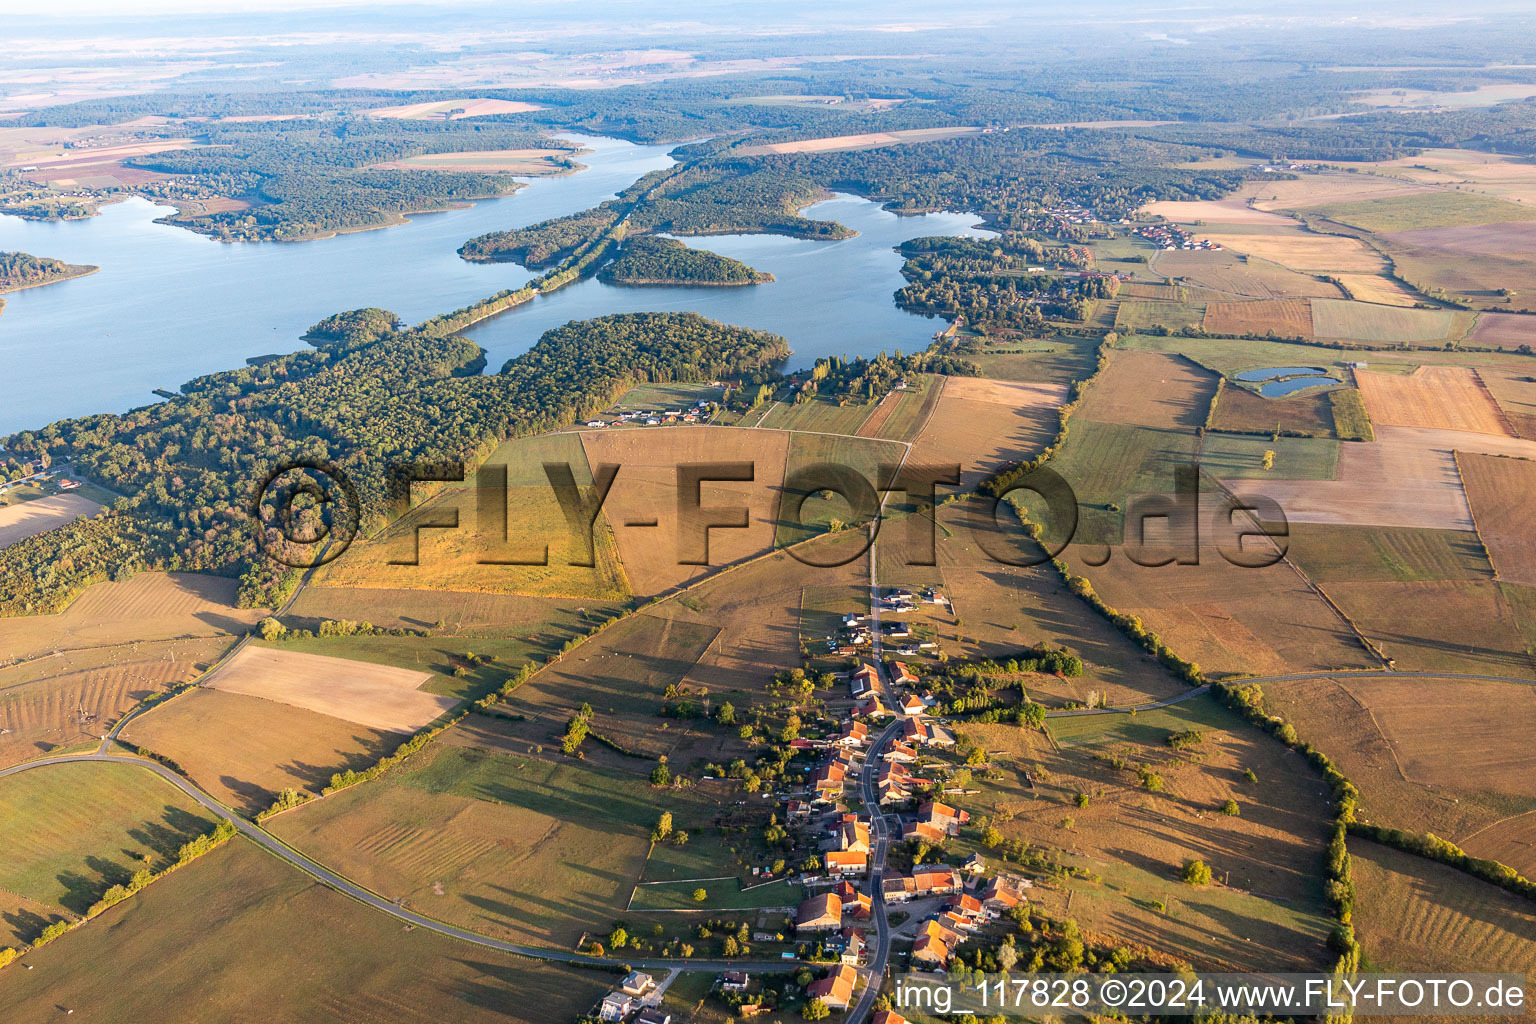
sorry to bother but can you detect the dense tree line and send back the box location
[460,206,620,266]
[0,312,788,614]
[598,236,770,285]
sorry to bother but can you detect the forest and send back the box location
[0,251,88,291]
[0,312,789,614]
[598,236,771,286]
[124,119,577,241]
[895,236,1116,327]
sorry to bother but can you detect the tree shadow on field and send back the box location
[219,774,278,815]
[194,610,255,635]
[2,908,63,944]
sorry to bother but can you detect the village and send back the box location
[588,612,1036,1024]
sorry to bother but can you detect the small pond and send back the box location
[1233,366,1330,383]
[1259,375,1341,397]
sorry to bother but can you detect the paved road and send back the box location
[849,714,905,1024]
[0,752,798,975]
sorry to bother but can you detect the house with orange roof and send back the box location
[826,849,868,876]
[901,821,946,844]
[806,965,857,1010]
[833,881,872,918]
[796,892,844,932]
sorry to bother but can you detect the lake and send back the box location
[0,133,988,436]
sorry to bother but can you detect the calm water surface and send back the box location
[0,134,987,435]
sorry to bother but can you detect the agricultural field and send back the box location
[1265,677,1536,866]
[0,570,259,664]
[1309,300,1464,345]
[1209,383,1337,438]
[1333,273,1423,307]
[370,149,575,174]
[1354,366,1510,435]
[857,374,940,441]
[1141,197,1298,227]
[367,98,545,118]
[1283,524,1494,584]
[928,500,1188,708]
[1350,839,1536,1012]
[1066,545,1379,677]
[1197,229,1390,276]
[756,393,881,435]
[1326,580,1534,678]
[1201,298,1313,338]
[1459,453,1536,584]
[963,335,1104,388]
[0,760,215,943]
[907,375,1067,491]
[208,645,459,734]
[1075,349,1218,432]
[473,607,722,766]
[0,636,232,768]
[1114,299,1207,333]
[316,432,630,600]
[286,586,620,639]
[1478,364,1536,440]
[1468,312,1536,350]
[1308,191,1536,234]
[1047,420,1199,545]
[119,688,400,814]
[1152,250,1345,300]
[775,431,904,547]
[0,838,609,1024]
[581,425,790,596]
[269,743,719,949]
[732,125,983,156]
[955,696,1336,971]
[1244,425,1536,531]
[1200,432,1340,480]
[0,493,102,550]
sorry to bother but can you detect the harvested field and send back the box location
[776,431,903,546]
[269,744,718,949]
[581,426,789,596]
[1351,838,1536,1011]
[485,608,719,764]
[119,688,398,814]
[1142,197,1298,226]
[1076,349,1218,431]
[208,645,458,734]
[1152,250,1344,300]
[908,375,1067,491]
[317,432,629,600]
[1248,172,1435,210]
[1246,425,1536,530]
[1199,231,1388,275]
[1065,546,1378,677]
[1200,433,1340,480]
[1312,191,1536,233]
[0,838,607,1024]
[1384,220,1536,258]
[1114,299,1207,333]
[1333,273,1423,306]
[367,98,544,119]
[757,393,879,435]
[858,375,940,441]
[1328,580,1533,678]
[1470,312,1536,349]
[1456,454,1536,584]
[929,499,1186,708]
[1355,366,1510,435]
[1048,421,1199,545]
[1311,299,1456,343]
[1285,523,1493,583]
[0,571,264,664]
[285,586,615,638]
[1365,148,1536,207]
[0,760,214,941]
[1264,676,1535,850]
[1478,365,1536,440]
[0,492,102,549]
[0,637,232,769]
[734,125,982,156]
[1460,813,1536,879]
[958,696,1335,971]
[1210,384,1335,437]
[371,148,574,174]
[1202,298,1313,338]
[1119,282,1185,300]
